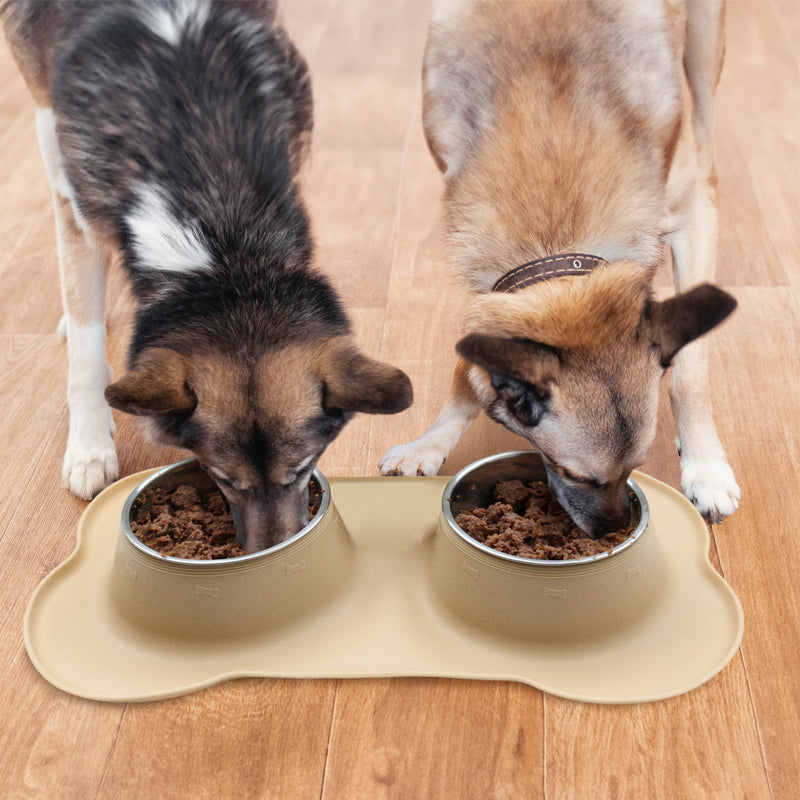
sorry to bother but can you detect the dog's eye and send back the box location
[282,453,318,488]
[561,467,606,490]
[207,467,232,486]
[208,468,251,493]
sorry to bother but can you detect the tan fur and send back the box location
[424,0,682,291]
[53,195,114,327]
[382,0,740,533]
[189,345,329,489]
[314,337,414,415]
[105,348,194,416]
[2,4,54,106]
[110,334,404,490]
[469,263,652,351]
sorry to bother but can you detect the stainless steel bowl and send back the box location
[120,457,328,565]
[430,451,667,640]
[109,458,354,638]
[443,449,648,566]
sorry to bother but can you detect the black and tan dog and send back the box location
[381,0,738,537]
[3,0,412,552]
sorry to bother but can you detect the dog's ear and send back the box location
[642,284,736,367]
[316,338,413,415]
[456,334,559,385]
[105,348,197,416]
[457,334,559,427]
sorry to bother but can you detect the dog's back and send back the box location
[423,0,689,289]
[4,0,312,278]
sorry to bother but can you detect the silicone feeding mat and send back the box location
[24,470,743,704]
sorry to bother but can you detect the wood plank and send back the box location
[322,678,544,800]
[0,671,121,800]
[97,679,337,800]
[771,0,800,73]
[309,0,430,77]
[304,147,404,310]
[277,0,332,68]
[714,118,785,287]
[719,1,800,290]
[544,668,770,800]
[705,288,800,800]
[0,214,64,336]
[0,337,67,522]
[311,73,416,151]
[0,392,123,800]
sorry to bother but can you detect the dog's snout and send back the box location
[590,505,631,539]
[544,464,632,540]
[230,485,309,554]
[586,484,631,539]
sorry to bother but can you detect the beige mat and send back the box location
[24,470,743,704]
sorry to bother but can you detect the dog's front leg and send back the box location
[380,358,480,476]
[670,337,738,523]
[665,0,738,522]
[37,109,118,499]
[667,182,739,523]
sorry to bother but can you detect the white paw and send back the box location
[379,442,447,476]
[681,457,740,524]
[56,314,67,340]
[62,442,119,500]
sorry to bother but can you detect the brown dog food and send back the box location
[130,483,322,559]
[456,479,635,560]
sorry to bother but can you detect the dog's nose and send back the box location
[590,488,631,538]
[590,507,631,539]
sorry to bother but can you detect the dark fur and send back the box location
[4,0,412,551]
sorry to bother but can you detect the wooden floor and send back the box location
[1,1,798,797]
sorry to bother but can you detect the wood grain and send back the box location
[322,679,544,800]
[1,2,798,798]
[96,680,337,800]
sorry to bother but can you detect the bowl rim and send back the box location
[120,457,331,566]
[441,450,650,567]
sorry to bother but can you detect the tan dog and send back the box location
[381,0,739,536]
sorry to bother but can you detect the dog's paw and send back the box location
[379,442,447,476]
[681,457,740,524]
[62,443,119,500]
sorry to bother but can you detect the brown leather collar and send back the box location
[492,253,607,293]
